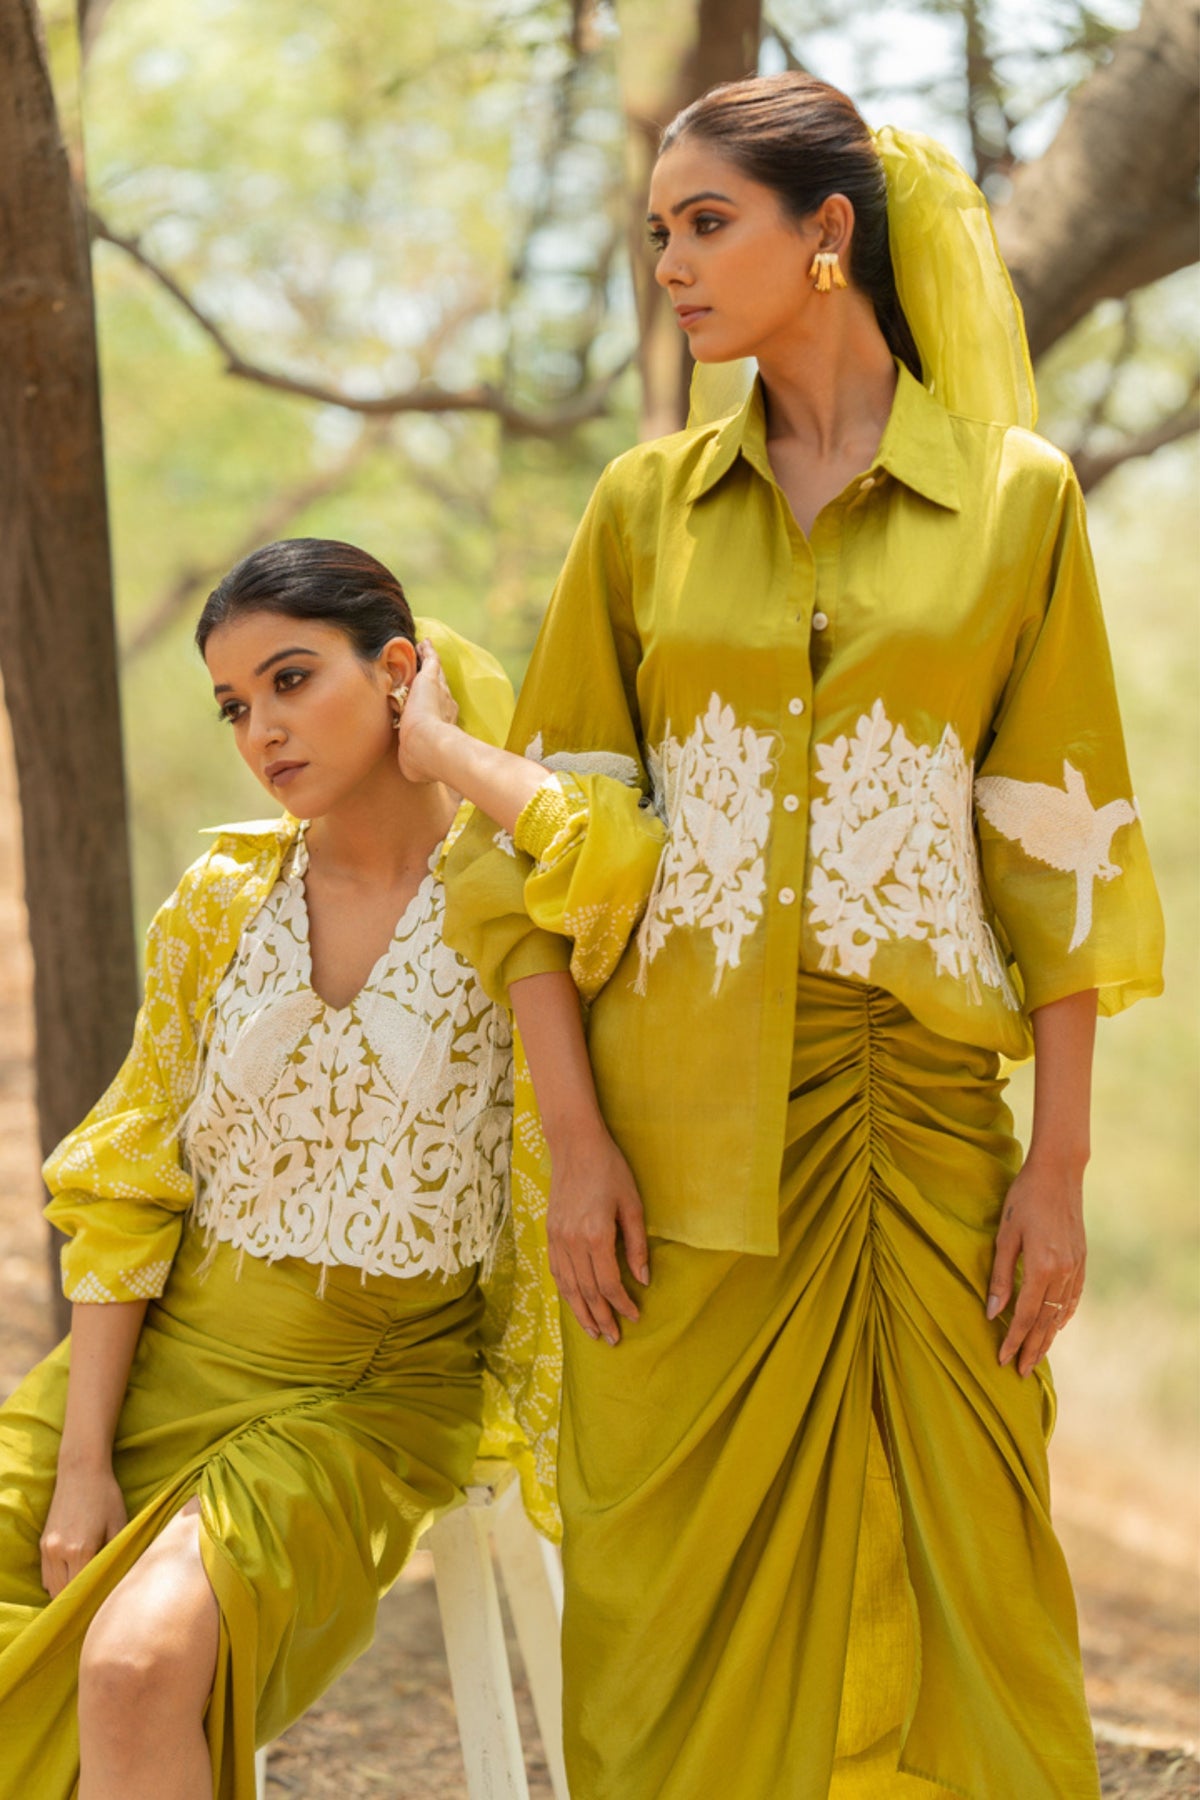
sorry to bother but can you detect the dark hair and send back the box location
[660,72,921,382]
[195,538,416,660]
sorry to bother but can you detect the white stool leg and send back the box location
[491,1488,570,1800]
[254,1743,270,1797]
[429,1500,531,1800]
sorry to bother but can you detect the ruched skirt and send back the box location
[0,1219,484,1799]
[559,971,1100,1800]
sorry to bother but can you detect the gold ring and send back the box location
[1040,1299,1065,1310]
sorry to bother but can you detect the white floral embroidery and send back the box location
[807,699,1017,1005]
[493,829,517,858]
[975,761,1137,952]
[525,732,642,787]
[635,693,775,995]
[185,833,512,1282]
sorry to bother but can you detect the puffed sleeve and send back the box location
[974,464,1165,1017]
[513,773,664,1002]
[443,464,665,1006]
[42,873,206,1303]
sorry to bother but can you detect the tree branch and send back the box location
[89,210,633,437]
[121,421,392,662]
[571,0,605,57]
[760,14,811,74]
[500,18,596,405]
[122,416,497,664]
[962,0,1014,186]
[995,0,1200,359]
[1073,391,1200,494]
[1066,297,1138,462]
[77,0,117,65]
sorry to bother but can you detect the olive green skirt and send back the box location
[0,1219,484,1799]
[559,971,1100,1800]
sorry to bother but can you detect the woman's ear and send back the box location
[816,193,855,259]
[379,635,419,691]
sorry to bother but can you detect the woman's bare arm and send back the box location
[987,987,1097,1376]
[402,642,651,1340]
[510,970,649,1347]
[41,1300,148,1595]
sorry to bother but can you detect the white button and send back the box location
[778,887,796,906]
[859,475,876,492]
[812,612,829,631]
[788,697,805,716]
[783,794,800,812]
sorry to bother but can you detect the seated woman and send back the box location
[0,538,519,1800]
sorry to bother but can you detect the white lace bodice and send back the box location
[183,830,512,1282]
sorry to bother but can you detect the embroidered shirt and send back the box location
[182,829,511,1283]
[443,363,1164,1257]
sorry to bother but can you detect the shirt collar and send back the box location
[199,813,299,844]
[686,360,961,513]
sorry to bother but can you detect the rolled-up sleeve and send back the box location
[514,773,665,1002]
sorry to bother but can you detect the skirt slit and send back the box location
[0,1223,485,1799]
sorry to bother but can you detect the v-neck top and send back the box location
[184,828,512,1281]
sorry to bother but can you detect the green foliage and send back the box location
[75,0,1196,1434]
[82,0,633,904]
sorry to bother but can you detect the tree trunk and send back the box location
[0,0,138,1337]
[617,0,762,440]
[995,0,1200,360]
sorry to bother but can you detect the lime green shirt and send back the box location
[444,365,1164,1256]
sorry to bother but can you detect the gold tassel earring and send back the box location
[389,683,409,729]
[809,251,848,293]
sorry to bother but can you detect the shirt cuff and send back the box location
[502,930,572,989]
[513,776,570,863]
[47,1193,185,1304]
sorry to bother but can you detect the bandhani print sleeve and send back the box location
[974,467,1165,1016]
[42,874,207,1303]
[514,773,665,1003]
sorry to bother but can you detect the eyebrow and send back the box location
[212,646,318,695]
[645,190,736,223]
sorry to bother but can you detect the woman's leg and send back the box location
[78,1498,219,1800]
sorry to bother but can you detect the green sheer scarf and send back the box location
[687,124,1037,432]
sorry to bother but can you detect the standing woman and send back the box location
[0,541,526,1798]
[405,74,1164,1800]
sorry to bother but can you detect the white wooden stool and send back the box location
[255,1462,568,1800]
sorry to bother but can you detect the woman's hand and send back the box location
[397,639,459,784]
[546,1118,650,1347]
[986,1149,1087,1378]
[40,1454,128,1598]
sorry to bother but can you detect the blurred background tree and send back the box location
[1,0,138,1276]
[1,0,1196,1473]
[71,0,1199,891]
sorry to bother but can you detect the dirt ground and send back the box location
[0,714,1195,1798]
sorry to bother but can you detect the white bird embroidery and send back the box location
[827,803,916,897]
[974,761,1137,952]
